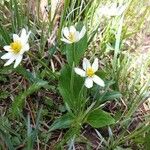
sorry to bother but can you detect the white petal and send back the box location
[61,38,72,44]
[20,28,27,39]
[118,5,126,15]
[69,26,76,34]
[79,26,86,39]
[13,34,20,41]
[92,75,105,87]
[24,43,29,51]
[83,58,91,71]
[20,29,31,44]
[1,52,13,59]
[4,57,16,66]
[20,43,29,54]
[74,31,80,42]
[14,55,23,68]
[24,33,30,44]
[84,77,93,88]
[74,68,86,77]
[62,27,70,39]
[3,46,12,51]
[92,58,98,72]
[111,3,117,9]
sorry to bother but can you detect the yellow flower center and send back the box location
[10,41,22,54]
[68,32,75,42]
[86,67,95,77]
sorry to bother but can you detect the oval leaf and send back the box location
[49,113,74,132]
[86,109,115,128]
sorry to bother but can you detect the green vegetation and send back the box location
[0,0,150,149]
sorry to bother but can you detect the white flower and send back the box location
[99,3,126,18]
[1,28,31,68]
[61,25,86,44]
[74,58,105,88]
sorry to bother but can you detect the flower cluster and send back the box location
[61,25,105,88]
[1,25,105,89]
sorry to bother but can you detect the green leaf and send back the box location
[0,24,11,44]
[100,91,122,103]
[0,65,13,74]
[56,127,80,149]
[15,66,37,83]
[75,33,87,64]
[25,108,42,150]
[12,80,48,116]
[49,113,74,132]
[86,109,115,128]
[59,65,84,111]
[48,45,57,56]
[91,82,121,104]
[11,0,22,30]
[65,44,74,66]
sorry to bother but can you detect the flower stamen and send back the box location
[86,67,95,77]
[10,41,22,54]
[68,32,75,42]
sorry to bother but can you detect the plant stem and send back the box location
[73,43,76,65]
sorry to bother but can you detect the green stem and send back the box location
[70,64,79,114]
[73,43,76,65]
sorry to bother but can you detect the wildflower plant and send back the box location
[0,0,149,149]
[0,24,117,147]
[48,24,119,146]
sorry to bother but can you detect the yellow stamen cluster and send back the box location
[68,32,75,42]
[86,67,95,77]
[10,41,22,54]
